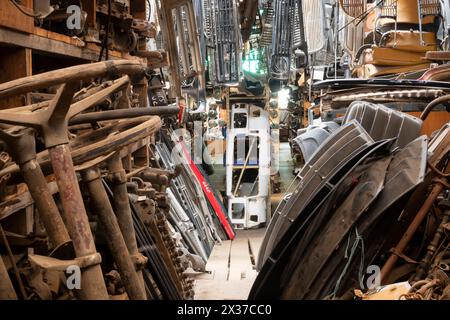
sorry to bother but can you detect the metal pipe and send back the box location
[69,106,179,125]
[82,167,146,300]
[20,159,71,249]
[0,128,71,250]
[48,144,108,300]
[413,208,450,281]
[107,153,147,298]
[380,180,446,284]
[420,94,450,120]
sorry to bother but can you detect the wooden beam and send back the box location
[0,27,134,62]
[81,0,97,28]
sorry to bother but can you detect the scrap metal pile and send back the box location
[0,60,232,300]
[251,100,450,300]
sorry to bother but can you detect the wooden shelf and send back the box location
[0,26,139,62]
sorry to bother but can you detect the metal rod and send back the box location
[233,137,257,197]
[69,106,179,125]
[82,167,146,300]
[0,128,70,250]
[380,181,445,284]
[107,153,147,297]
[48,144,109,300]
[20,159,71,248]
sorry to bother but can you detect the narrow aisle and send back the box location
[193,229,265,300]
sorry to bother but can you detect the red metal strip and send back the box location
[179,142,235,240]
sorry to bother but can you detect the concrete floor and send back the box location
[193,229,265,300]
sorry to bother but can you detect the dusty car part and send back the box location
[0,60,145,98]
[132,194,192,299]
[314,78,450,92]
[292,125,338,164]
[81,166,146,300]
[0,117,162,179]
[308,136,428,299]
[281,154,394,299]
[257,120,368,270]
[207,0,242,85]
[226,104,271,230]
[155,0,206,103]
[0,60,147,300]
[413,199,450,281]
[0,127,71,254]
[107,153,146,291]
[0,224,27,299]
[330,89,444,104]
[166,188,208,260]
[261,121,375,263]
[343,101,423,148]
[69,105,179,125]
[129,196,183,300]
[7,117,161,300]
[381,178,449,283]
[249,140,392,299]
[250,137,394,300]
[270,0,296,81]
[156,137,221,253]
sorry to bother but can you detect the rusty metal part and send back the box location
[81,166,146,300]
[29,252,102,271]
[107,152,147,296]
[0,60,145,99]
[0,127,71,251]
[420,94,450,121]
[69,106,179,125]
[49,144,108,299]
[0,76,130,147]
[380,179,447,284]
[135,199,186,298]
[414,204,450,281]
[0,117,162,179]
[0,253,17,300]
[138,168,171,191]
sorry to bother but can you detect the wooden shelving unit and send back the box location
[0,0,148,109]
